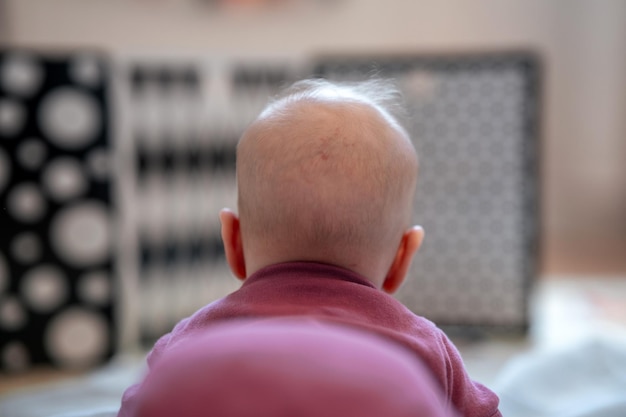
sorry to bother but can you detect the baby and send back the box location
[118,79,502,417]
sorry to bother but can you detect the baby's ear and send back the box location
[219,209,247,280]
[382,226,424,294]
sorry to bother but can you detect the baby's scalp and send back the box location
[236,79,418,280]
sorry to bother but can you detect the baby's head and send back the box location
[220,79,423,292]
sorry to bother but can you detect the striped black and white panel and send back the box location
[116,58,301,345]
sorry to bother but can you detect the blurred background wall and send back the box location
[2,0,625,276]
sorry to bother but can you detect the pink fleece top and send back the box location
[128,319,458,417]
[118,262,501,417]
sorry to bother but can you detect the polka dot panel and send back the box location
[315,54,539,330]
[0,50,114,371]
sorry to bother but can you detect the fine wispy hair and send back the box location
[265,77,409,133]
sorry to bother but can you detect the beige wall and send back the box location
[4,0,626,273]
[0,0,9,41]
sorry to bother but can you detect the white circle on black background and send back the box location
[1,341,31,372]
[0,148,10,193]
[0,296,27,330]
[21,265,69,313]
[17,138,48,170]
[45,307,109,368]
[43,157,88,202]
[77,270,111,306]
[86,148,110,180]
[0,99,26,137]
[70,55,101,87]
[1,54,43,97]
[11,232,42,264]
[38,87,101,150]
[51,201,111,266]
[7,182,47,223]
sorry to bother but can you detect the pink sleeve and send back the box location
[117,318,189,417]
[439,334,502,417]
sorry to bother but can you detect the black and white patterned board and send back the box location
[0,50,115,371]
[117,59,301,344]
[314,54,540,331]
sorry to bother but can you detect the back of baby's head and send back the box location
[236,79,418,265]
[133,319,458,417]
